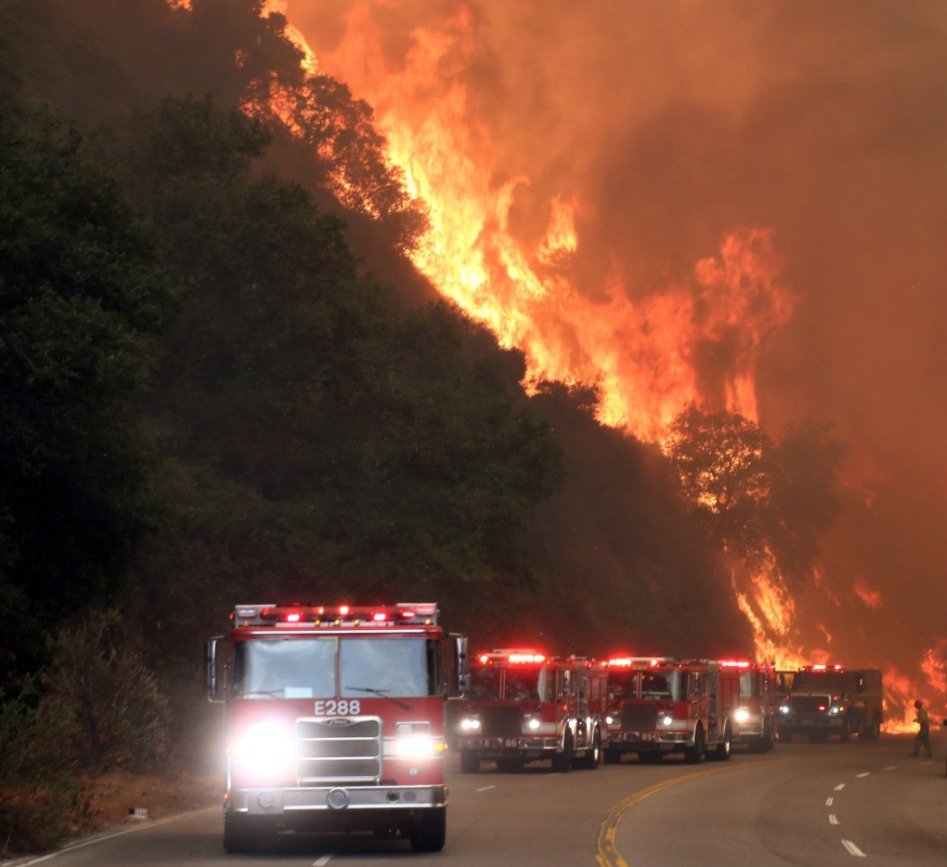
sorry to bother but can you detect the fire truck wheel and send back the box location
[552,732,573,773]
[460,750,480,773]
[409,807,447,852]
[584,729,602,769]
[223,813,277,854]
[603,747,621,765]
[713,723,732,761]
[684,726,705,764]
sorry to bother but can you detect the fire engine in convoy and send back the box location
[602,657,741,763]
[205,603,468,853]
[448,649,606,773]
[776,664,884,742]
[724,660,778,752]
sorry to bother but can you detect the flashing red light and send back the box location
[339,605,350,616]
[372,612,387,622]
[719,660,751,669]
[478,654,490,664]
[399,610,415,619]
[286,612,301,623]
[608,657,633,667]
[508,652,545,664]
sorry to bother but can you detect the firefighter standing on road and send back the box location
[911,699,933,757]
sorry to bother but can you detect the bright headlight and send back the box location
[605,714,615,725]
[779,704,791,714]
[394,734,443,758]
[659,714,674,726]
[231,720,296,777]
[734,707,751,724]
[829,704,845,715]
[460,717,481,731]
[527,717,541,731]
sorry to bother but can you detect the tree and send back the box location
[0,95,171,691]
[664,404,844,584]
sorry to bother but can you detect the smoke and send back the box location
[285,0,947,711]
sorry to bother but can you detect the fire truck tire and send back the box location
[552,732,573,773]
[584,729,602,769]
[409,807,447,852]
[223,813,277,854]
[712,722,732,760]
[684,726,705,764]
[603,747,621,765]
[460,750,480,773]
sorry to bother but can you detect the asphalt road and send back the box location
[11,734,945,866]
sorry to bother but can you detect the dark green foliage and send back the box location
[522,385,752,657]
[0,94,171,691]
[105,96,563,654]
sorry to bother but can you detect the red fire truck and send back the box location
[205,602,468,853]
[602,657,741,763]
[723,660,778,752]
[448,648,607,773]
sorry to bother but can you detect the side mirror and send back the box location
[447,634,469,698]
[205,637,226,703]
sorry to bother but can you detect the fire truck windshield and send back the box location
[793,671,846,692]
[466,665,555,702]
[234,637,438,699]
[608,670,681,701]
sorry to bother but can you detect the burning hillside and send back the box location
[210,0,945,727]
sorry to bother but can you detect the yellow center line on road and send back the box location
[595,757,792,867]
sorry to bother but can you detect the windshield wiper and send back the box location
[347,686,412,710]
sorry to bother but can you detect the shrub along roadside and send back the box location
[0,611,173,856]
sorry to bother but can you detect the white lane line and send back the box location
[826,797,834,806]
[855,772,869,778]
[841,839,867,857]
[883,765,897,771]
[834,783,846,791]
[17,807,218,864]
[829,814,839,825]
[313,855,334,866]
[475,784,496,793]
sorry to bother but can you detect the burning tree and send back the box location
[664,404,845,585]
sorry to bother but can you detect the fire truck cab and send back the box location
[602,657,740,764]
[724,660,777,752]
[776,664,883,742]
[448,649,606,773]
[205,603,467,853]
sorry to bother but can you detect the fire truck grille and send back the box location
[295,716,382,784]
[480,706,524,738]
[621,703,658,731]
[788,695,830,713]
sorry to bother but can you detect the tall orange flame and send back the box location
[313,6,793,441]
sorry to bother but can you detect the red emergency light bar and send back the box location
[476,648,547,665]
[607,657,674,668]
[804,663,845,672]
[719,660,752,669]
[231,602,439,627]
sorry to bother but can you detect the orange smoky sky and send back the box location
[283,1,947,709]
